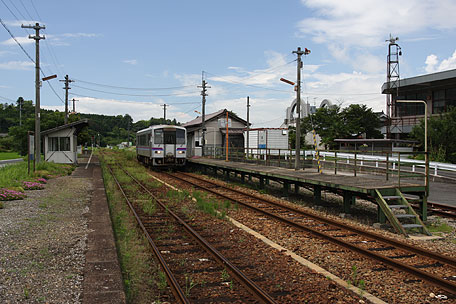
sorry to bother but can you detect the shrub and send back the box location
[0,188,27,201]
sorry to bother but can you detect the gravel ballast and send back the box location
[0,174,92,303]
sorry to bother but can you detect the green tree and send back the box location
[341,104,382,139]
[301,104,382,150]
[410,107,456,163]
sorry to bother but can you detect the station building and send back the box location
[183,109,248,157]
[382,68,456,139]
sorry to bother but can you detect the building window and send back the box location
[48,137,70,151]
[446,88,456,109]
[433,89,445,114]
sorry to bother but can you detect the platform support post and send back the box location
[248,174,252,181]
[225,169,230,180]
[259,177,265,189]
[420,194,427,222]
[378,204,386,223]
[241,172,245,182]
[265,178,269,186]
[213,167,217,176]
[283,181,290,196]
[343,191,354,213]
[295,183,299,194]
[314,185,321,205]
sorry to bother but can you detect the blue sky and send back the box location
[1,0,456,127]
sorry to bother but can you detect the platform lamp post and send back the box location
[396,99,429,197]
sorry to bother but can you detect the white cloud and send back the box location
[44,96,195,123]
[123,59,138,65]
[424,50,456,73]
[2,36,34,46]
[0,61,34,70]
[298,0,456,48]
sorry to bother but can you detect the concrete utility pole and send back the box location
[161,104,168,121]
[198,73,210,156]
[60,75,73,124]
[246,96,250,157]
[22,22,45,163]
[19,98,22,126]
[72,98,79,113]
[292,47,310,170]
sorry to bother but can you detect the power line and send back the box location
[72,84,198,97]
[69,92,200,105]
[0,18,65,104]
[0,94,16,102]
[0,18,35,63]
[72,78,197,91]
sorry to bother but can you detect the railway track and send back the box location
[426,201,456,219]
[107,164,276,303]
[165,171,456,297]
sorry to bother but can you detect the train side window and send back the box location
[176,129,185,144]
[154,129,163,144]
[147,134,151,145]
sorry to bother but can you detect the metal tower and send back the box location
[386,34,402,138]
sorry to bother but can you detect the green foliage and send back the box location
[410,107,456,163]
[301,104,382,149]
[1,98,181,154]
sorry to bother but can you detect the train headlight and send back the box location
[155,150,162,154]
[178,150,185,154]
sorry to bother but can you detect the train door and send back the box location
[163,128,177,163]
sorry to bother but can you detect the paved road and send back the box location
[428,181,456,207]
[0,158,23,168]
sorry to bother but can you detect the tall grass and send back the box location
[0,161,74,188]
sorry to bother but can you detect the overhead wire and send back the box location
[72,78,197,91]
[0,94,17,103]
[69,92,200,106]
[71,84,198,97]
[0,18,65,104]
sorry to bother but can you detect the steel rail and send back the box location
[169,172,456,295]
[178,172,456,267]
[107,165,189,304]
[427,202,456,219]
[119,166,277,304]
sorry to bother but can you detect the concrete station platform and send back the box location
[75,155,126,304]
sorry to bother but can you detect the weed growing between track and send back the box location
[99,150,170,303]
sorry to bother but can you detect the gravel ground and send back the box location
[0,175,92,303]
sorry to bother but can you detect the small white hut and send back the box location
[42,119,89,164]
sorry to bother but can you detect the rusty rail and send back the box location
[170,172,456,295]
[118,165,277,304]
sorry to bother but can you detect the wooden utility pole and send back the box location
[198,73,210,156]
[22,22,45,163]
[60,75,73,124]
[246,96,250,157]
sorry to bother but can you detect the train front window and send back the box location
[163,131,176,144]
[176,129,185,144]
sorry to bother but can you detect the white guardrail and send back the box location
[308,151,456,176]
